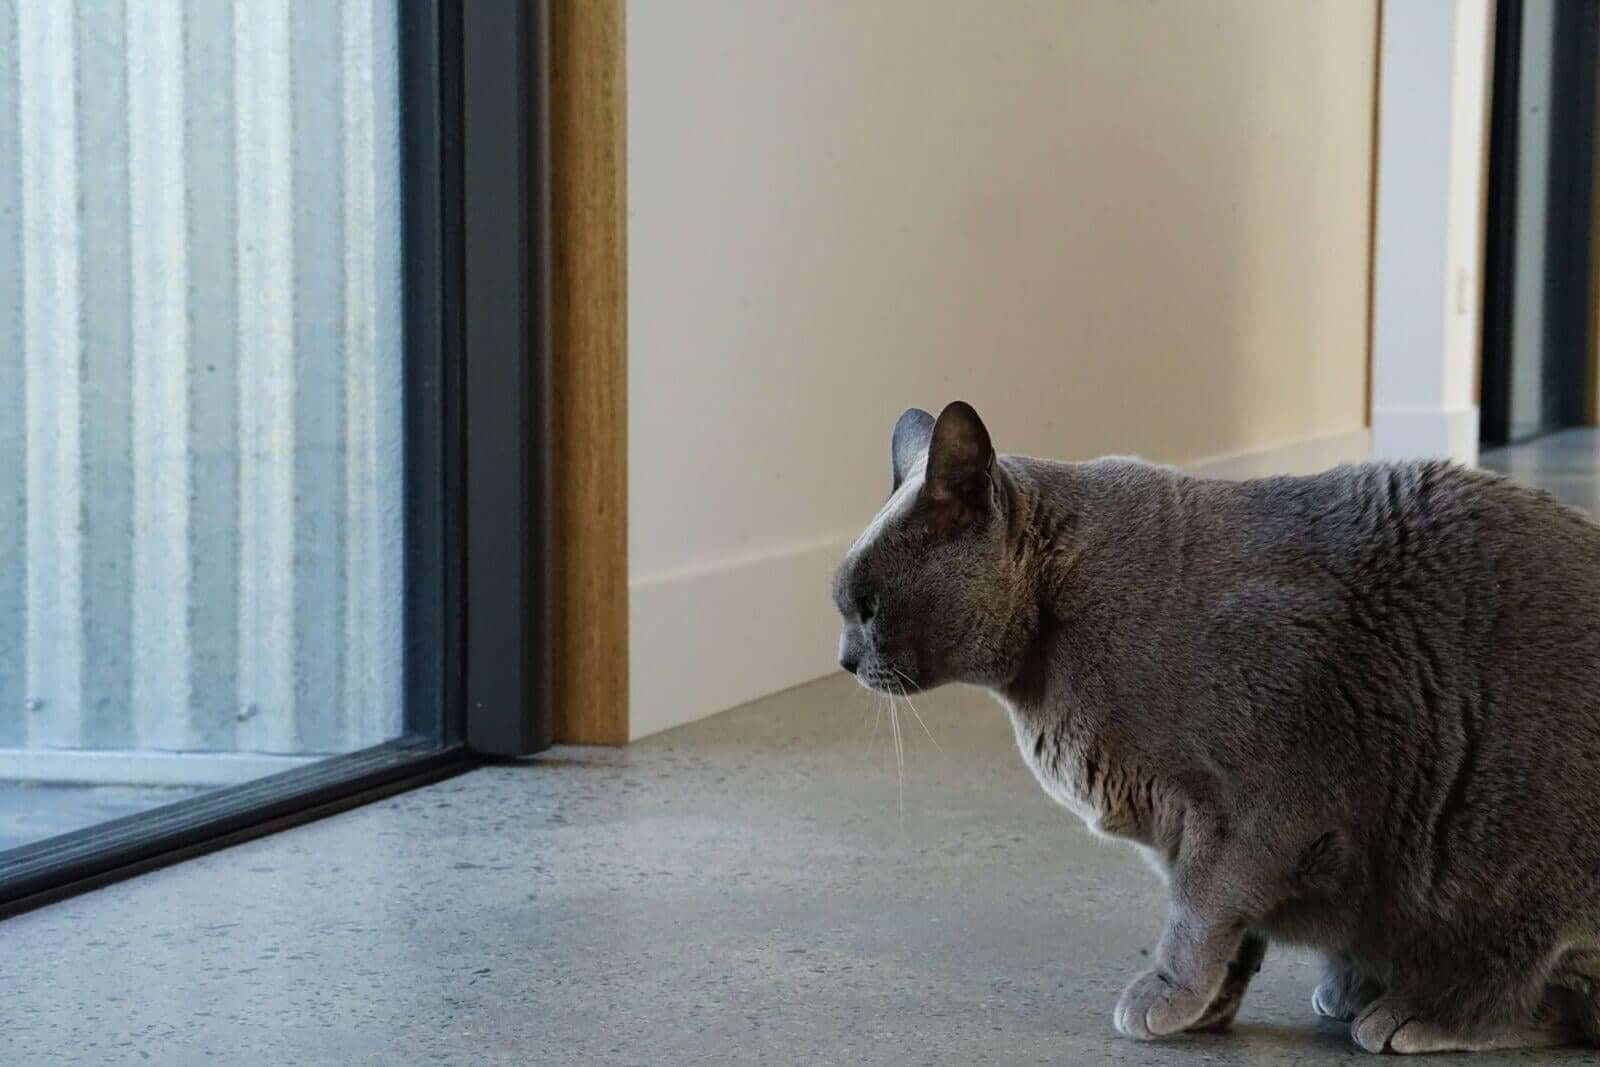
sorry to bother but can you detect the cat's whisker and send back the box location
[902,695,942,754]
[876,692,891,776]
[892,668,942,753]
[865,693,880,770]
[864,689,882,745]
[888,689,905,822]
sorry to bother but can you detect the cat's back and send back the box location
[1042,454,1600,684]
[1211,460,1600,846]
[1185,458,1600,586]
[1199,459,1600,684]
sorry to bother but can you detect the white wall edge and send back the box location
[1372,405,1481,467]
[0,748,317,787]
[629,428,1374,741]
[1369,0,1490,466]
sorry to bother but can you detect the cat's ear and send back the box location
[922,401,994,530]
[891,408,935,492]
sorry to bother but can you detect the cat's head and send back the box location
[833,401,1031,694]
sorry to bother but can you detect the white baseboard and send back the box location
[1371,405,1479,466]
[0,748,317,787]
[1185,428,1372,480]
[627,428,1374,741]
[630,535,851,740]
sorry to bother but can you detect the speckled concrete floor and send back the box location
[0,673,1591,1066]
[6,433,1600,1065]
[1481,428,1600,513]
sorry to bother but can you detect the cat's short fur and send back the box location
[833,401,1600,1054]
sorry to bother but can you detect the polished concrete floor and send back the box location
[5,434,1600,1066]
[6,680,1597,1065]
[1480,427,1600,512]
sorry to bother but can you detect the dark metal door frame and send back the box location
[1480,0,1600,446]
[461,0,553,756]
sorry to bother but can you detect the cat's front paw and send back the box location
[1114,969,1211,1040]
[1351,998,1412,1053]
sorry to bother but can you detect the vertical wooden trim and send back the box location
[549,0,627,744]
[1364,0,1384,428]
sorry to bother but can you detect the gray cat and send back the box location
[833,401,1600,1054]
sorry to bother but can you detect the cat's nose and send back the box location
[839,631,863,674]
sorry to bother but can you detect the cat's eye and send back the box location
[856,592,878,623]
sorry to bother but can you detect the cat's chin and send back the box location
[853,669,926,695]
[853,673,892,695]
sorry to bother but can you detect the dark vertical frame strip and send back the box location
[1480,0,1600,445]
[1542,0,1599,430]
[529,1,557,751]
[461,0,552,755]
[400,0,456,744]
[1480,0,1522,447]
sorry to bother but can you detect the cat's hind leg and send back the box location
[1548,946,1600,1044]
[1370,1014,1577,1054]
[1355,983,1585,1055]
[1350,946,1586,1054]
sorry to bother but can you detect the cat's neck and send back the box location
[994,455,1191,710]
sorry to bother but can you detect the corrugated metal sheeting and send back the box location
[0,0,404,760]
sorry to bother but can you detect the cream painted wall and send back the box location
[628,0,1379,739]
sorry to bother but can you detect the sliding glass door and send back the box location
[0,0,549,916]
